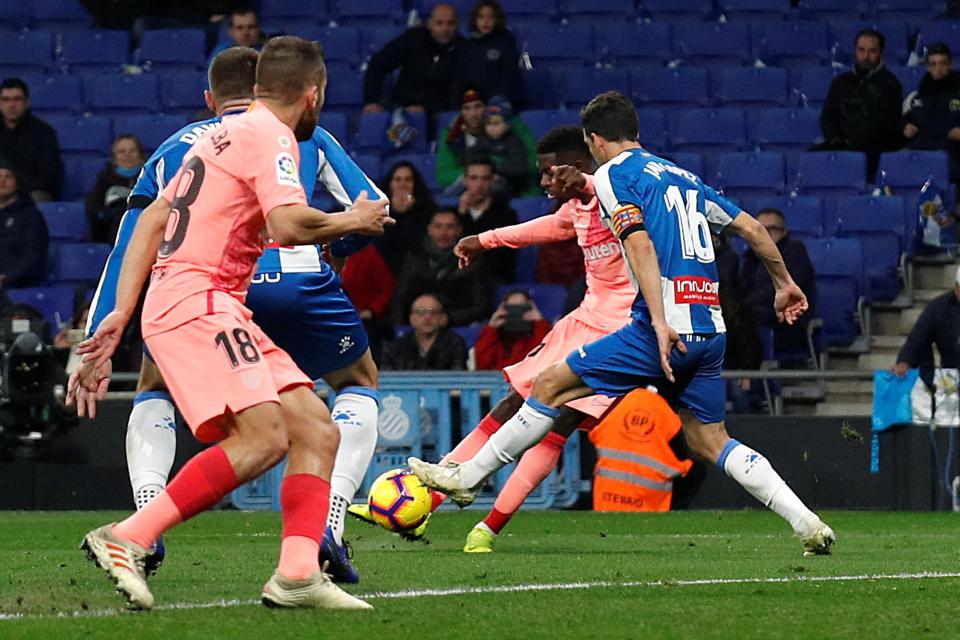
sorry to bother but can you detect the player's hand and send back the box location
[948,127,960,142]
[454,235,484,268]
[488,305,507,328]
[774,283,808,325]
[77,310,129,369]
[349,191,394,235]
[654,323,686,383]
[321,243,347,273]
[66,358,112,419]
[549,165,587,194]
[903,123,919,139]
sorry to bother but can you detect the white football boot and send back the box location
[407,457,478,507]
[80,524,155,610]
[801,522,836,556]
[261,570,372,610]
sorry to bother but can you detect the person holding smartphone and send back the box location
[475,289,551,371]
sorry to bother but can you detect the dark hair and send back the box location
[855,28,885,52]
[255,36,326,105]
[536,125,590,158]
[501,287,531,303]
[0,77,28,98]
[209,46,259,103]
[229,7,258,27]
[581,91,638,143]
[927,42,952,61]
[383,161,436,211]
[469,0,506,33]
[756,207,785,222]
[430,208,462,225]
[410,292,446,313]
[463,151,494,172]
[112,133,144,158]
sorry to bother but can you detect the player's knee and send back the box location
[531,365,563,404]
[260,420,290,466]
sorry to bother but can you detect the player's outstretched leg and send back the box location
[262,386,371,610]
[682,412,835,556]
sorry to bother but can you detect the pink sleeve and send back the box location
[250,128,308,217]
[478,204,576,249]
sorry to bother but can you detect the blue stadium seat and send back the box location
[159,70,207,115]
[561,0,637,21]
[631,67,710,109]
[0,5,27,29]
[878,150,950,190]
[0,31,55,73]
[669,109,748,171]
[521,24,594,67]
[790,65,849,107]
[356,110,428,154]
[829,19,910,66]
[518,109,579,142]
[719,0,792,22]
[61,156,106,199]
[84,73,160,114]
[259,0,328,23]
[318,112,349,146]
[887,64,926,94]
[5,286,75,328]
[750,107,823,151]
[755,21,831,68]
[22,74,83,116]
[795,151,867,197]
[835,194,907,301]
[300,26,360,66]
[714,67,789,107]
[512,197,552,222]
[802,237,865,346]
[324,71,364,109]
[334,0,404,26]
[27,0,91,31]
[520,67,561,110]
[389,153,438,191]
[642,0,714,21]
[514,245,539,283]
[637,108,668,152]
[360,26,401,63]
[675,22,753,68]
[112,114,188,152]
[38,201,87,241]
[48,115,112,158]
[502,1,559,23]
[667,152,705,178]
[873,0,944,22]
[139,29,206,71]
[753,195,825,238]
[800,0,866,21]
[415,0,474,17]
[496,283,566,323]
[715,152,786,199]
[54,242,111,284]
[599,23,673,66]
[561,68,629,110]
[60,30,129,72]
[351,153,383,184]
[451,324,483,347]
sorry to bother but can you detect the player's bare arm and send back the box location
[456,213,576,269]
[727,211,808,325]
[621,230,686,382]
[267,190,393,245]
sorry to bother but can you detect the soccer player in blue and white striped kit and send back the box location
[83,48,384,581]
[411,91,835,555]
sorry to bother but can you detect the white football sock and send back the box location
[125,392,177,511]
[719,439,821,537]
[458,399,559,489]
[328,387,379,544]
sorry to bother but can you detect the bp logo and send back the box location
[377,395,410,442]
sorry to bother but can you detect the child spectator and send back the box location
[474,97,530,195]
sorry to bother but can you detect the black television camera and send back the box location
[0,321,77,459]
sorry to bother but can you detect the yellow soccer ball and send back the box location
[367,468,432,532]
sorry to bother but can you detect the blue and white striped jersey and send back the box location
[592,148,742,334]
[86,112,385,336]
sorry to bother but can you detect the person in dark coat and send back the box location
[456,154,518,284]
[739,208,817,359]
[381,293,468,370]
[819,29,903,180]
[473,97,530,195]
[85,134,145,244]
[362,3,462,117]
[902,43,960,181]
[894,265,960,383]
[454,0,521,108]
[0,159,49,288]
[0,77,62,202]
[375,160,437,272]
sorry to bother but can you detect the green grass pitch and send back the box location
[2,510,959,639]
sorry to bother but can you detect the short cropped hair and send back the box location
[208,46,258,103]
[927,42,952,61]
[855,28,885,52]
[0,77,28,97]
[536,125,590,158]
[756,207,785,222]
[255,36,326,105]
[581,91,638,143]
[463,151,495,172]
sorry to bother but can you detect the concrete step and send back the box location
[782,402,817,416]
[899,307,923,334]
[829,352,863,370]
[825,380,873,394]
[914,288,945,303]
[872,308,907,336]
[871,334,905,352]
[858,351,896,370]
[914,263,956,290]
[815,401,872,416]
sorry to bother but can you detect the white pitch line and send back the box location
[2,571,959,622]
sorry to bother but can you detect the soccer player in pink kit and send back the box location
[431,126,634,551]
[70,37,391,610]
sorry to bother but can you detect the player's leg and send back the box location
[126,356,176,513]
[465,408,584,552]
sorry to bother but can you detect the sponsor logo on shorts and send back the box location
[674,276,719,305]
[339,335,354,354]
[275,153,300,187]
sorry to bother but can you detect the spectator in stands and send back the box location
[739,207,817,361]
[474,288,551,370]
[474,97,531,195]
[454,0,521,108]
[457,154,518,284]
[376,161,437,272]
[85,134,145,244]
[0,78,61,203]
[362,3,462,117]
[392,209,492,326]
[340,244,395,363]
[381,293,467,370]
[437,89,487,192]
[0,159,49,289]
[902,43,960,181]
[207,7,263,66]
[893,265,960,381]
[819,29,903,180]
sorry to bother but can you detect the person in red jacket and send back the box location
[340,243,395,362]
[474,289,550,371]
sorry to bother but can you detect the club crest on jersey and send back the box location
[275,152,300,187]
[611,203,643,236]
[674,276,719,305]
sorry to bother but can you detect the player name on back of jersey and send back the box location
[642,159,699,183]
[178,122,222,145]
[673,276,719,305]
